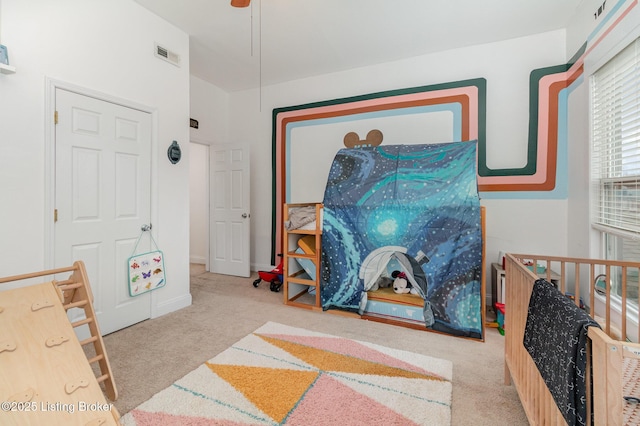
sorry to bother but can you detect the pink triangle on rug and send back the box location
[130,409,247,426]
[285,373,419,426]
[258,333,441,378]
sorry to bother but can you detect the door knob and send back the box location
[141,224,152,231]
[242,213,249,218]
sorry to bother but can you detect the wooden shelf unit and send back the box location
[283,203,322,310]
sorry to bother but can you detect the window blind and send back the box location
[591,37,640,236]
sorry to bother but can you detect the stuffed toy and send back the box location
[369,275,393,291]
[392,270,418,295]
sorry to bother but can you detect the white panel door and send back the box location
[54,88,152,335]
[210,144,250,277]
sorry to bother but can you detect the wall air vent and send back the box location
[154,43,180,67]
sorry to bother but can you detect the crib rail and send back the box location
[505,253,640,425]
[504,254,566,424]
[508,253,640,342]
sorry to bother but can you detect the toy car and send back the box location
[252,254,283,292]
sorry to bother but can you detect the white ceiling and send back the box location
[134,0,582,92]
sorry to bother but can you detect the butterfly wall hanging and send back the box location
[127,228,166,297]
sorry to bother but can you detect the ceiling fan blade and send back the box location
[230,0,251,7]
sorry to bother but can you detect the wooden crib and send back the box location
[504,253,640,425]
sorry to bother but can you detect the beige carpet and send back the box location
[103,264,527,425]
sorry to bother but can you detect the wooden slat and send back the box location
[0,265,76,283]
[88,354,105,364]
[63,299,88,310]
[71,317,94,328]
[79,335,99,346]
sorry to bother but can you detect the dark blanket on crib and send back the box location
[523,279,600,426]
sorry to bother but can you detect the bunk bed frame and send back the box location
[282,202,486,337]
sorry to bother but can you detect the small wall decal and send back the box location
[595,1,606,19]
[167,140,182,164]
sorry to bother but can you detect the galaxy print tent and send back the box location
[320,141,483,339]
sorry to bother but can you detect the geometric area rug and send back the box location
[120,322,453,425]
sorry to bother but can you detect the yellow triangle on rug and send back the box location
[206,363,319,423]
[258,334,445,380]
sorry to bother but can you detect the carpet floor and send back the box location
[103,264,527,425]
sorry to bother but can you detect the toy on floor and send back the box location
[253,254,284,292]
[495,302,506,336]
[392,270,418,295]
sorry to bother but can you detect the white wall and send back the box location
[189,142,208,264]
[189,75,230,145]
[188,75,230,271]
[0,0,191,317]
[222,30,570,273]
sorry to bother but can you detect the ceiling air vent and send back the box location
[154,43,180,67]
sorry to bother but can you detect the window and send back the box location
[604,234,640,304]
[591,37,640,305]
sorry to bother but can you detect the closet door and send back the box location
[210,144,251,277]
[55,88,152,335]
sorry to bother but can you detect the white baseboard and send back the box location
[190,255,206,264]
[152,293,192,319]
